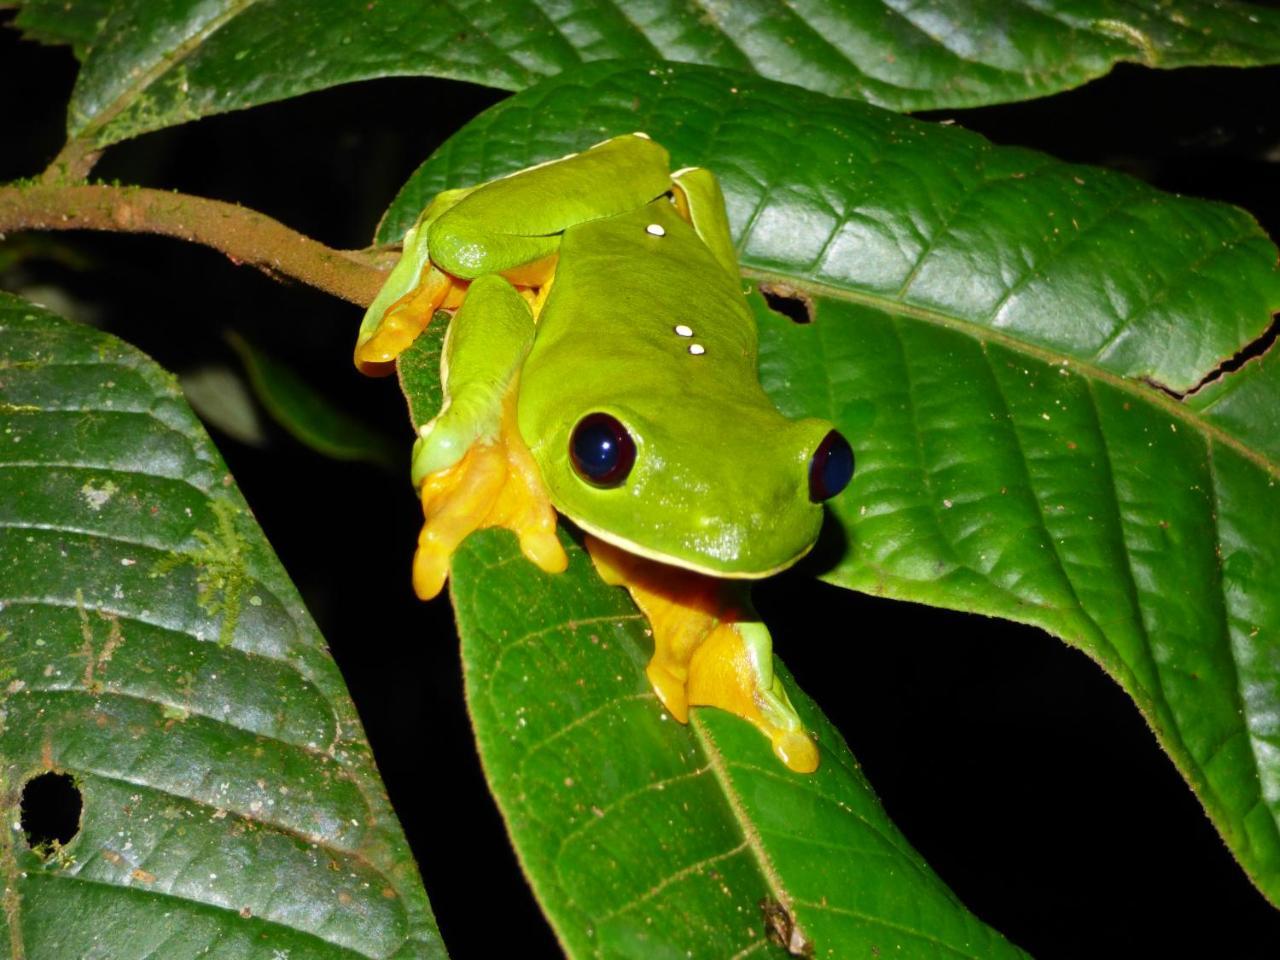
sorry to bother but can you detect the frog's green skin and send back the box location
[362,134,836,578]
[358,134,842,771]
[522,197,837,577]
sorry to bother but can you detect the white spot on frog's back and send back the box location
[674,324,693,337]
[646,223,666,237]
[688,344,706,356]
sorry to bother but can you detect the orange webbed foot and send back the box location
[585,536,818,773]
[412,385,567,600]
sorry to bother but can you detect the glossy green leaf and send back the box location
[226,331,399,468]
[380,59,1280,943]
[0,294,444,959]
[397,317,1029,960]
[38,0,1280,148]
[3,0,114,58]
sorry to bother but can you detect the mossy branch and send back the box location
[0,181,392,306]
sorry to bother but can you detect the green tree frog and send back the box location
[355,134,854,773]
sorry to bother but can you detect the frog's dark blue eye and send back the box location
[570,413,636,487]
[809,430,854,503]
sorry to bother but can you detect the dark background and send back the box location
[3,16,1280,957]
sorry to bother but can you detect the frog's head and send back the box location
[522,389,853,578]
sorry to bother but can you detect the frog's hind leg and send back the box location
[670,166,739,280]
[411,274,568,599]
[357,134,674,375]
[585,536,819,773]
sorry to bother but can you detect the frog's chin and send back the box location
[565,514,813,580]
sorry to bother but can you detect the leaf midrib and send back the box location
[744,266,1280,479]
[691,720,997,960]
[691,720,797,949]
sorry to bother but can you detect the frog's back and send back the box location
[528,200,763,411]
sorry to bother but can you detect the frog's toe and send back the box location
[501,443,569,575]
[758,677,818,773]
[645,661,690,723]
[517,523,569,575]
[583,535,818,773]
[413,443,507,600]
[771,729,819,774]
[356,266,453,372]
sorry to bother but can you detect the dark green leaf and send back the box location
[4,0,114,58]
[0,294,445,959]
[383,58,1280,937]
[396,320,1029,959]
[226,331,399,468]
[52,0,1280,147]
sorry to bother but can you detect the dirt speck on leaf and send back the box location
[79,479,117,511]
[760,898,813,957]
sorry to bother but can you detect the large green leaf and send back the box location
[377,58,1280,941]
[0,294,444,959]
[24,0,1280,148]
[397,318,1029,960]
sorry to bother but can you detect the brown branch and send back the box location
[0,182,393,307]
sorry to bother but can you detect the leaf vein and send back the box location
[791,898,988,960]
[979,341,1108,643]
[66,765,369,866]
[552,766,712,855]
[27,871,380,960]
[721,760,934,880]
[1205,440,1278,849]
[593,840,749,925]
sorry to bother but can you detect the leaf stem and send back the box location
[39,139,103,184]
[0,181,391,306]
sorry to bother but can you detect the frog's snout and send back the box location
[807,429,854,503]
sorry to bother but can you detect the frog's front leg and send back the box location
[354,186,478,376]
[585,536,819,774]
[410,273,567,599]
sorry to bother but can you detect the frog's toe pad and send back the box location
[645,661,690,723]
[520,527,569,576]
[771,729,819,774]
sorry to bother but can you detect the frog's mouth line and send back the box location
[562,512,815,581]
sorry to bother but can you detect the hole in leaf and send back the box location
[20,772,82,855]
[1185,312,1280,397]
[759,283,814,324]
